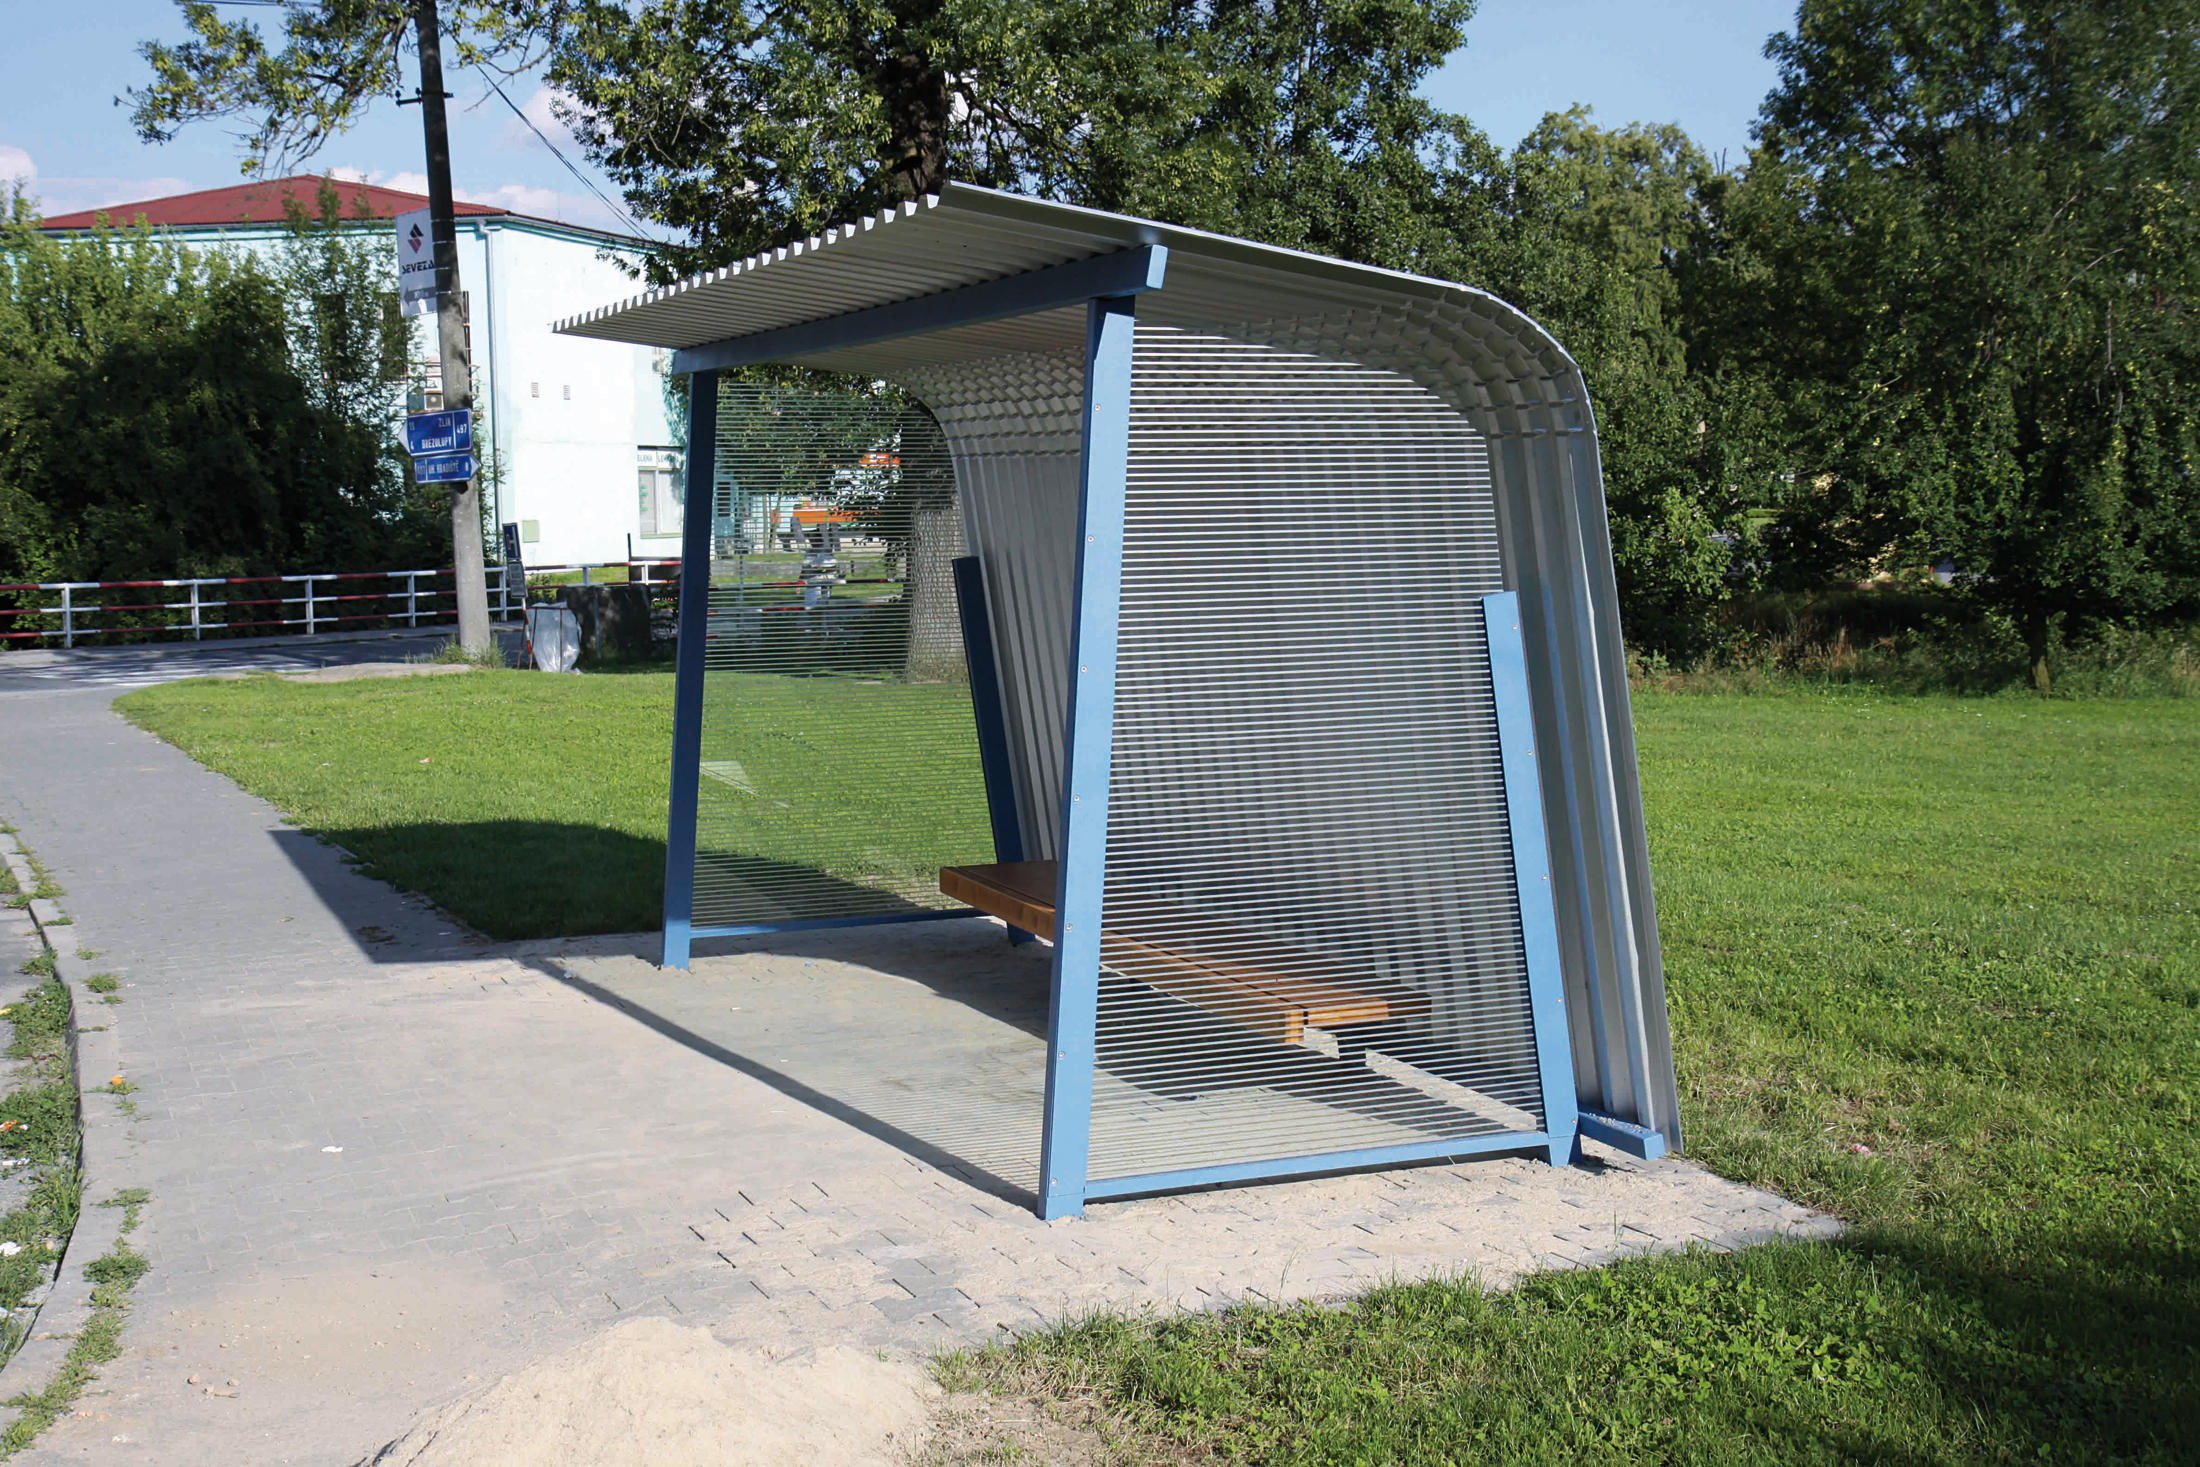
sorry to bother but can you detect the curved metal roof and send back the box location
[552,184,1584,438]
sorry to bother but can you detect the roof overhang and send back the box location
[552,184,1579,395]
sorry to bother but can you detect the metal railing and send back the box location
[0,560,681,649]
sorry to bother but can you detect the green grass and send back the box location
[117,669,991,938]
[117,675,2197,1461]
[0,976,82,1366]
[0,1189,149,1458]
[956,693,2198,1465]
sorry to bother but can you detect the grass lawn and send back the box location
[117,674,2197,1462]
[117,667,991,937]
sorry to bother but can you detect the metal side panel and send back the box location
[1085,326,1551,1187]
[896,351,1086,863]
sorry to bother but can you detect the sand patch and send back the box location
[365,1315,935,1466]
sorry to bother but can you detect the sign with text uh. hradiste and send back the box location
[395,208,437,318]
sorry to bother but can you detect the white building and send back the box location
[41,175,679,568]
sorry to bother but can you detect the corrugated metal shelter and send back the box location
[555,185,1678,1218]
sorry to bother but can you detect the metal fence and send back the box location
[0,560,681,649]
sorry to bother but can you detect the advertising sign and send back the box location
[395,208,437,317]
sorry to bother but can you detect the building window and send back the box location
[637,447,684,539]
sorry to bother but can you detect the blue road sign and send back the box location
[413,452,476,484]
[404,409,473,457]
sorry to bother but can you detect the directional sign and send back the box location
[413,452,476,485]
[404,408,473,457]
[395,208,437,317]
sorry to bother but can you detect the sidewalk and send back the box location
[0,679,1833,1465]
[0,627,524,697]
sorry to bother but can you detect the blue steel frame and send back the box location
[950,555,1025,866]
[661,368,722,970]
[652,247,1595,1215]
[657,251,1169,971]
[1484,590,1582,1168]
[1033,391,1584,1217]
[1036,294,1138,1220]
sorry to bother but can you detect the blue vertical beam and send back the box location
[953,554,1035,945]
[1484,591,1580,1166]
[951,555,1025,865]
[660,368,721,970]
[1037,295,1136,1220]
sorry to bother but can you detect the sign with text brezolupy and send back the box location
[395,208,437,317]
[404,408,472,457]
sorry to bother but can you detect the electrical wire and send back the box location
[473,68,652,240]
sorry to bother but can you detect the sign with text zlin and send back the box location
[413,452,476,485]
[404,408,472,458]
[395,208,437,318]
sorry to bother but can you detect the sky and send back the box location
[0,1,1800,238]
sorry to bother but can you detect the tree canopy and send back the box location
[1693,0,2200,683]
[100,0,2200,678]
[0,186,442,586]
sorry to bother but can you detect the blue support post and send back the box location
[1037,295,1137,1220]
[953,554,1035,944]
[660,369,721,970]
[952,556,1025,865]
[1484,591,1581,1166]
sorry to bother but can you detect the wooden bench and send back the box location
[939,861,1425,1047]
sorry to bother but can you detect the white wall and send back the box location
[151,216,673,570]
[477,222,673,567]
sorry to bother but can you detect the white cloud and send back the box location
[3,144,202,219]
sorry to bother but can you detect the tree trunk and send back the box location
[2022,609,2053,694]
[903,505,964,682]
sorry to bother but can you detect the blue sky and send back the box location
[1,1,1799,237]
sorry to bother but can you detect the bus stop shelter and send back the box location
[556,185,1679,1218]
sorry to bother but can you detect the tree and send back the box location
[1695,0,2200,687]
[1452,110,1752,660]
[131,1,553,652]
[549,0,1493,281]
[0,192,443,592]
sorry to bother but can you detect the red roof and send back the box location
[40,174,507,231]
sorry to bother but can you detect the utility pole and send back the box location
[411,0,491,653]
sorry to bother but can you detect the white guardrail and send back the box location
[0,561,678,649]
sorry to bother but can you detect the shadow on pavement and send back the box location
[536,919,1055,1207]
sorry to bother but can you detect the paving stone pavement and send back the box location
[0,673,1836,1466]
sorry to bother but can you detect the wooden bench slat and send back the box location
[939,861,1423,1046]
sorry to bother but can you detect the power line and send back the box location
[474,69,651,241]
